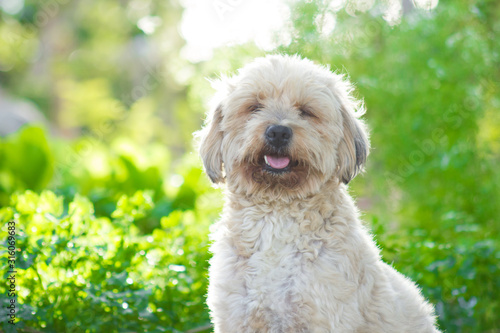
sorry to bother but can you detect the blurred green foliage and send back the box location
[1,0,499,332]
[0,127,53,203]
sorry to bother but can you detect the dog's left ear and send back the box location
[198,104,225,184]
[336,103,370,185]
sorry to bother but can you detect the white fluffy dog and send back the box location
[198,54,440,332]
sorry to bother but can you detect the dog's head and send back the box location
[197,54,369,199]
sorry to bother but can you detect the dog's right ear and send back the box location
[336,106,370,185]
[198,104,225,184]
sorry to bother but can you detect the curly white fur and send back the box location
[198,54,440,333]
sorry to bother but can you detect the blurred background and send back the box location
[0,0,499,332]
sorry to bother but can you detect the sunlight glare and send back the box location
[179,0,289,62]
[0,0,24,15]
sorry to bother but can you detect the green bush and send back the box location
[1,189,219,332]
[371,216,500,332]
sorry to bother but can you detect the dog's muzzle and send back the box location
[262,125,294,173]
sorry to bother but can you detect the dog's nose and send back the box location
[265,125,293,148]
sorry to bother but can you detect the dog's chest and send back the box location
[232,212,345,331]
[233,207,326,257]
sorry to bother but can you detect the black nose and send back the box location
[265,125,293,148]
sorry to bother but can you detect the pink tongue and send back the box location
[266,155,290,169]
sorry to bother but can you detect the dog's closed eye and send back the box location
[298,106,317,119]
[248,103,264,113]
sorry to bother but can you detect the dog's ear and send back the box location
[336,105,370,184]
[198,104,225,184]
